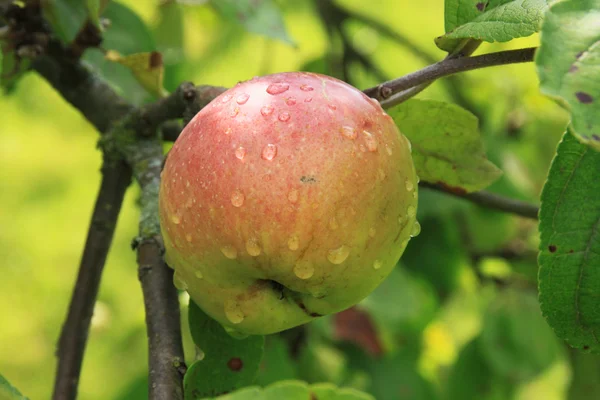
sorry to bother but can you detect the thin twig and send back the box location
[52,160,131,400]
[364,47,537,101]
[420,182,539,220]
[379,82,432,108]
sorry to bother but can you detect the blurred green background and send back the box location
[1,0,590,399]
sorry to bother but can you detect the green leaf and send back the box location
[82,1,157,104]
[390,99,502,193]
[0,373,29,400]
[105,50,167,98]
[209,0,295,45]
[343,345,437,400]
[401,216,465,297]
[297,340,346,384]
[359,267,438,338]
[568,349,600,399]
[255,336,297,386]
[1,44,31,93]
[444,0,494,32]
[535,0,600,150]
[539,131,600,352]
[203,380,374,400]
[479,289,562,381]
[184,300,265,399]
[86,0,100,26]
[41,0,88,43]
[437,0,550,52]
[447,339,515,400]
[153,1,185,92]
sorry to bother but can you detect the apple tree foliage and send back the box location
[1,0,600,399]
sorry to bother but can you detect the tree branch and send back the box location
[52,159,131,400]
[364,47,537,102]
[30,32,137,400]
[420,182,539,220]
[138,240,186,400]
[33,39,133,133]
[21,14,188,400]
[120,128,189,399]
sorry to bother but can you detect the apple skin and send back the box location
[159,72,418,335]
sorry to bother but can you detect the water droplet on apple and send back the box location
[407,205,416,219]
[286,97,297,106]
[266,82,289,95]
[220,245,238,259]
[413,191,417,199]
[410,221,421,237]
[235,146,246,160]
[278,112,290,122]
[294,261,314,279]
[245,238,261,256]
[236,93,249,104]
[288,235,299,251]
[221,94,232,103]
[341,126,357,140]
[224,299,244,324]
[363,131,378,152]
[385,144,393,155]
[261,144,277,161]
[327,245,350,264]
[171,214,181,224]
[224,127,232,135]
[304,97,312,103]
[288,189,299,203]
[194,270,203,279]
[229,108,239,118]
[405,179,414,191]
[373,260,382,270]
[300,84,314,91]
[260,105,274,116]
[231,190,244,207]
[185,233,192,242]
[329,216,339,230]
[368,227,376,238]
[173,272,187,290]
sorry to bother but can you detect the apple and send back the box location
[159,72,418,335]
